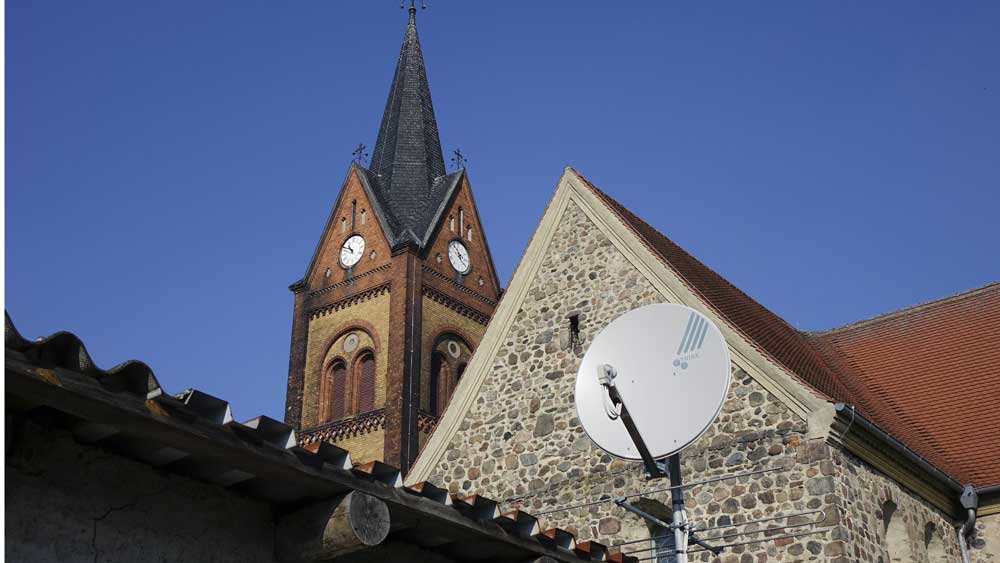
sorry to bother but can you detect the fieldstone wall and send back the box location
[832,447,963,562]
[423,199,970,562]
[970,513,1000,563]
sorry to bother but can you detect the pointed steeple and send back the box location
[368,8,446,231]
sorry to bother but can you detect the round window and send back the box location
[343,333,359,353]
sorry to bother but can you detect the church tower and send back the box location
[284,8,501,474]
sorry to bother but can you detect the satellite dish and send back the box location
[574,303,731,461]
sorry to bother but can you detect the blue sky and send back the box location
[7,2,998,421]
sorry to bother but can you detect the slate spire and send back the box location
[369,9,446,207]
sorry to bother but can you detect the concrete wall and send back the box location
[6,420,276,563]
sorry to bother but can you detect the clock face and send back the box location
[448,240,471,274]
[340,235,365,268]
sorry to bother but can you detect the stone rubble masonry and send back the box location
[972,514,1000,563]
[833,446,963,562]
[424,200,966,561]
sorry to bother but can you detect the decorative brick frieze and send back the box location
[309,283,391,320]
[309,264,393,297]
[417,411,440,435]
[299,408,387,445]
[422,285,490,326]
[421,265,498,307]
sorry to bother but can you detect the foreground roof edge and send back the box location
[4,311,635,562]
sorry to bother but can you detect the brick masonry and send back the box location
[302,291,391,429]
[419,295,487,412]
[422,200,970,561]
[288,167,501,471]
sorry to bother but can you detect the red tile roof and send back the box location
[810,283,1000,486]
[574,169,1000,487]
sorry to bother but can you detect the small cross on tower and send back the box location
[400,0,426,14]
[352,143,369,165]
[450,148,467,170]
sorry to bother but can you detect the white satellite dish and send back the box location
[575,303,731,461]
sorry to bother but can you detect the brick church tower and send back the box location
[284,8,501,473]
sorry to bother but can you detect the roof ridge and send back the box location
[809,280,1000,336]
[575,172,802,333]
[568,168,857,404]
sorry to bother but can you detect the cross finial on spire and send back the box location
[450,148,467,170]
[352,143,369,165]
[400,0,426,15]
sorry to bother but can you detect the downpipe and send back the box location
[958,506,974,563]
[961,484,1000,563]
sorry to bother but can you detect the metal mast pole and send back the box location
[668,454,688,563]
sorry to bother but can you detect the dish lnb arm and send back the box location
[596,363,664,479]
[597,363,616,386]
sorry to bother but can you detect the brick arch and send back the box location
[323,320,382,360]
[427,329,474,416]
[430,326,475,352]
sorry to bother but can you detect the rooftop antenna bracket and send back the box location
[597,364,664,479]
[598,363,722,561]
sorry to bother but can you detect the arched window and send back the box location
[924,523,946,561]
[883,500,916,563]
[326,361,347,421]
[429,352,448,415]
[356,352,376,413]
[456,362,467,383]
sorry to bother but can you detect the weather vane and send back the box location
[400,0,427,14]
[450,148,467,170]
[352,143,369,165]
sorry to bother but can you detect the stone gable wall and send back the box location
[423,199,966,562]
[971,514,1000,563]
[832,446,963,562]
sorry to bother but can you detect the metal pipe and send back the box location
[958,508,974,563]
[975,483,1000,495]
[958,485,980,563]
[667,454,689,563]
